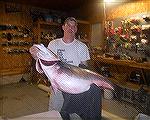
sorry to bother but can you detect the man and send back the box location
[48,17,94,120]
[30,17,102,120]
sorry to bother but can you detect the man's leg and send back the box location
[48,90,64,111]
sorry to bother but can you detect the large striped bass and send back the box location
[30,44,114,94]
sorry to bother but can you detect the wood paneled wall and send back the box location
[0,2,32,26]
[69,0,104,23]
[0,2,32,78]
[106,0,150,20]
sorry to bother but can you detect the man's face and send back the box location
[62,20,77,34]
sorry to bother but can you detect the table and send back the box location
[92,56,150,86]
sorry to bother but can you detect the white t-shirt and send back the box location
[47,38,90,66]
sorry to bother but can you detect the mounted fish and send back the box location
[30,44,114,94]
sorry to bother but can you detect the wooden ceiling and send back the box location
[4,0,90,12]
[4,0,137,12]
[3,0,136,22]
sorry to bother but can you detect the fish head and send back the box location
[33,44,59,62]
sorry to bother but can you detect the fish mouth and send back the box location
[40,59,59,66]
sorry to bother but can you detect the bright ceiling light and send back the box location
[104,0,115,3]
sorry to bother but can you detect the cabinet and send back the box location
[33,21,63,46]
[0,24,32,76]
[116,85,150,115]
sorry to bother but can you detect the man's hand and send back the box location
[79,61,88,69]
[29,45,40,60]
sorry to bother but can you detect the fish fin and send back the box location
[93,79,114,90]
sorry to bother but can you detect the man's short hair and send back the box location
[63,17,77,25]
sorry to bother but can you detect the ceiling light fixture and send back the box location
[104,0,115,3]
